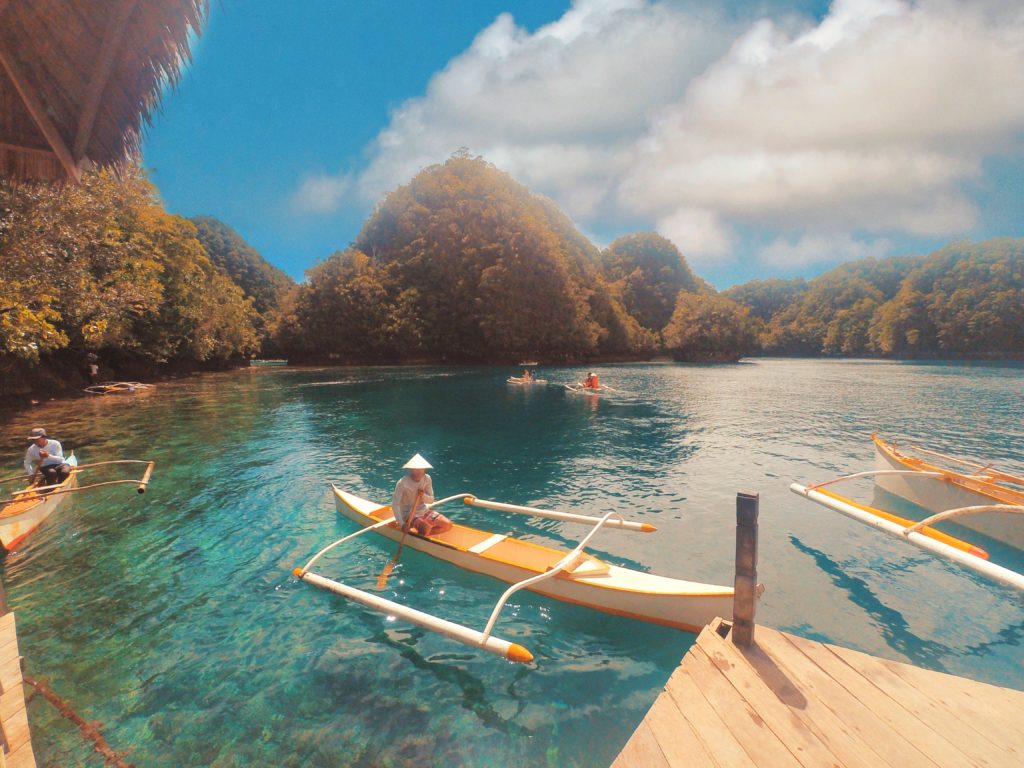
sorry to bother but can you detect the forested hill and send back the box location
[724,239,1024,358]
[191,216,293,320]
[278,153,659,362]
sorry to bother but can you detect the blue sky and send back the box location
[143,0,1024,288]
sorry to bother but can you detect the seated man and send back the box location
[583,371,600,389]
[391,453,453,537]
[24,427,71,488]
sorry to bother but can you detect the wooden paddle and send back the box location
[376,487,424,590]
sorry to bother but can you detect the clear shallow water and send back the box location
[1,360,1022,767]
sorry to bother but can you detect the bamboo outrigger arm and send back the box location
[429,493,656,532]
[905,505,1024,535]
[805,469,945,491]
[481,508,625,641]
[906,444,1024,485]
[8,460,155,501]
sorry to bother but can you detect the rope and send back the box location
[22,675,134,768]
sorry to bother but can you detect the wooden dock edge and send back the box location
[0,612,36,768]
[612,618,1024,767]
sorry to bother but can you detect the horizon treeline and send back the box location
[3,155,1024,397]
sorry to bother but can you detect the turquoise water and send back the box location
[1,360,1022,766]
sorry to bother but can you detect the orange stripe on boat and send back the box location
[818,488,989,560]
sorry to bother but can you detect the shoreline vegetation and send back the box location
[3,152,1023,402]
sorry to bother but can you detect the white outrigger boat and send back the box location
[294,486,737,663]
[873,434,1024,551]
[0,458,155,551]
[507,376,547,385]
[83,381,154,395]
[791,434,1024,592]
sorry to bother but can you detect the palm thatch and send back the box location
[0,0,207,182]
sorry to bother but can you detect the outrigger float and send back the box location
[507,376,547,385]
[564,384,621,396]
[83,381,154,395]
[294,486,738,663]
[791,435,1024,592]
[0,459,155,550]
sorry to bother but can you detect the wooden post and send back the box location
[732,492,759,648]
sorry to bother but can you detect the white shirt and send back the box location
[24,439,66,474]
[391,474,434,527]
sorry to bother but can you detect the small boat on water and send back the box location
[84,381,154,395]
[250,359,288,367]
[0,454,78,550]
[791,434,1024,592]
[873,434,1024,551]
[518,361,539,366]
[507,376,547,385]
[0,458,155,550]
[295,486,738,662]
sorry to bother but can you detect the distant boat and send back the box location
[507,376,547,385]
[250,359,288,367]
[518,361,539,366]
[83,382,154,395]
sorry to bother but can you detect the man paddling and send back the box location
[24,428,71,488]
[582,371,600,389]
[391,453,453,537]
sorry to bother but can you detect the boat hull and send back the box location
[874,437,1024,551]
[332,486,733,632]
[0,457,78,550]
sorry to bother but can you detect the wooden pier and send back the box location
[613,617,1024,767]
[0,612,35,768]
[613,493,1024,767]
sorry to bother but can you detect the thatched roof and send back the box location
[0,0,207,182]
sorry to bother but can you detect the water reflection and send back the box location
[0,360,1022,766]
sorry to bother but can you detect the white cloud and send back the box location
[657,207,734,262]
[291,173,352,214]
[760,233,893,269]
[294,0,1024,268]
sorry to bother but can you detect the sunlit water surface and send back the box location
[1,360,1022,766]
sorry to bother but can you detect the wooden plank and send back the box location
[644,684,719,766]
[695,632,846,768]
[5,744,38,768]
[827,644,1024,760]
[757,628,952,768]
[794,637,1015,767]
[2,703,32,753]
[683,644,805,767]
[0,681,26,723]
[0,654,22,694]
[878,654,1024,739]
[72,0,138,162]
[0,42,79,180]
[611,720,672,768]
[664,666,758,767]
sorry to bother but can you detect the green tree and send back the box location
[663,293,758,362]
[601,232,703,331]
